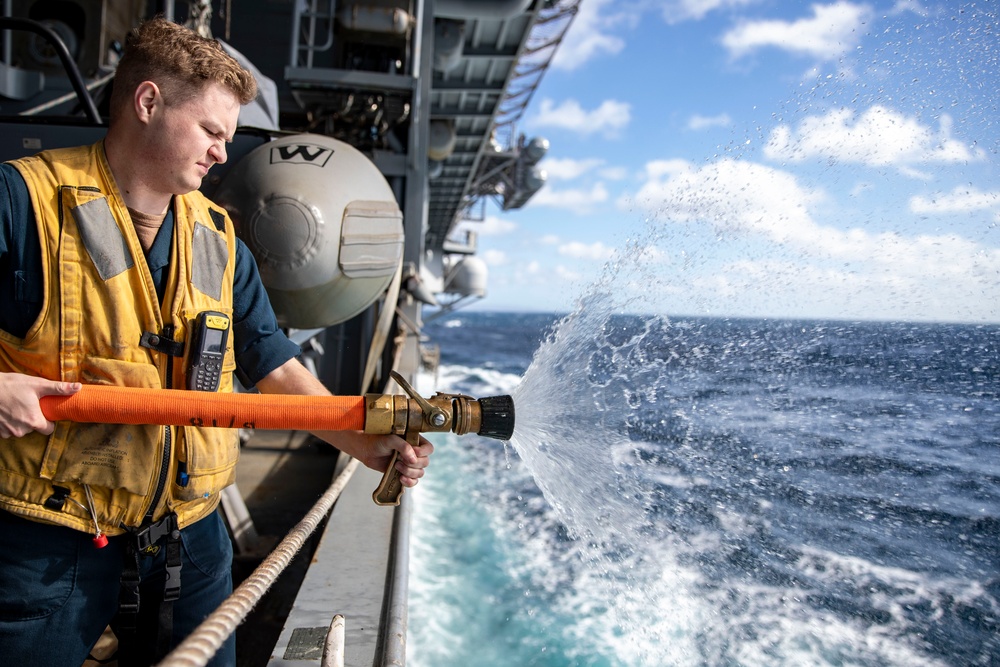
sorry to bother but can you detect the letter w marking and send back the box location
[270,144,334,167]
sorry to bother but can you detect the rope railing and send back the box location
[156,457,360,667]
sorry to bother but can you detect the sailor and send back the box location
[0,17,432,667]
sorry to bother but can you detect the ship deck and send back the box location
[232,429,342,666]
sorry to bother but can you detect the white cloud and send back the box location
[480,249,508,266]
[535,158,628,185]
[721,236,998,316]
[722,1,872,61]
[628,157,1000,311]
[693,258,908,314]
[539,157,605,180]
[530,183,610,214]
[539,234,560,245]
[764,106,985,168]
[531,98,631,137]
[688,113,733,130]
[552,0,628,71]
[558,241,616,261]
[636,244,668,263]
[632,158,823,243]
[898,166,934,181]
[890,0,927,16]
[640,158,692,181]
[909,187,1000,214]
[660,0,758,24]
[556,265,585,282]
[493,258,590,297]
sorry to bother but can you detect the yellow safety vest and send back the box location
[0,142,240,535]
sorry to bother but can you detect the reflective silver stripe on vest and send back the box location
[73,198,134,280]
[191,222,228,300]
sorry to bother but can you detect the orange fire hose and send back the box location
[40,385,366,432]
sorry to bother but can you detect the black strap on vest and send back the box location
[139,329,184,357]
[118,543,141,633]
[44,485,72,511]
[157,532,183,659]
[117,513,182,659]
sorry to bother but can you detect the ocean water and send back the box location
[407,310,999,667]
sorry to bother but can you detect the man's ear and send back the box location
[134,81,161,125]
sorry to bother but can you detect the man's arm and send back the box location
[255,358,433,487]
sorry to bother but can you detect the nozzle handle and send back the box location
[372,451,403,506]
[372,430,420,506]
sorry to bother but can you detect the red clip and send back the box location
[93,532,108,549]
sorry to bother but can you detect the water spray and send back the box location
[39,371,515,506]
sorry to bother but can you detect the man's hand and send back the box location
[325,430,434,487]
[0,373,81,438]
[256,358,436,486]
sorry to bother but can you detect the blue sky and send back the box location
[453,0,1000,323]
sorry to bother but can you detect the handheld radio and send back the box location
[186,311,230,392]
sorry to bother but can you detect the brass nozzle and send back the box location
[367,372,516,506]
[364,392,515,441]
[365,371,514,440]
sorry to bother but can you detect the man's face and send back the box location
[144,82,241,197]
